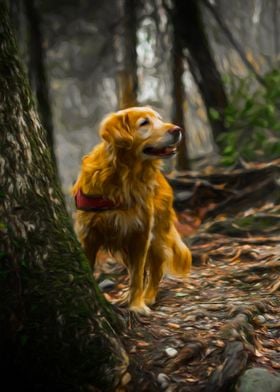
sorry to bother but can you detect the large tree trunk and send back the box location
[173,0,228,140]
[115,0,138,109]
[0,3,129,390]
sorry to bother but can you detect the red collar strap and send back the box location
[75,188,119,211]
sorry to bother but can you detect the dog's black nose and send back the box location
[168,126,182,143]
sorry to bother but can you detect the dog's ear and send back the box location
[99,112,133,149]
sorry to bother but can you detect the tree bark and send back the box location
[115,0,138,109]
[0,3,128,390]
[173,0,228,140]
[171,10,190,171]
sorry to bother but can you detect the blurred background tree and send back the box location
[9,0,280,201]
[115,0,139,109]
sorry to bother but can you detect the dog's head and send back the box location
[99,107,182,159]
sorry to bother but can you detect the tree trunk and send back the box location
[23,0,57,167]
[0,3,129,390]
[115,0,138,109]
[171,11,190,171]
[173,0,228,140]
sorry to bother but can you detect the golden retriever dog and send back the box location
[72,107,191,314]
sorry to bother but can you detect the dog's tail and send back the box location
[165,226,192,277]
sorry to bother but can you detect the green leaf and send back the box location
[209,108,220,120]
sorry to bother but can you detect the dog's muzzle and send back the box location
[143,126,183,157]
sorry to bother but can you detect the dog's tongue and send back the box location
[144,146,177,156]
[161,146,176,155]
[155,147,176,155]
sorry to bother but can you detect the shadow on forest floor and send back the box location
[94,159,280,392]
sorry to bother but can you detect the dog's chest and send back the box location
[107,209,147,236]
[83,204,153,248]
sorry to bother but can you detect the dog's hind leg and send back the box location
[167,225,192,276]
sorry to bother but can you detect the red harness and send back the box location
[75,188,119,211]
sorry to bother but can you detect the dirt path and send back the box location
[95,162,280,391]
[95,235,279,391]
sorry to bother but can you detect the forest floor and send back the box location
[94,159,280,392]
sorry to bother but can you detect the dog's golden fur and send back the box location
[72,107,191,314]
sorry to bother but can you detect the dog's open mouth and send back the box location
[143,145,178,157]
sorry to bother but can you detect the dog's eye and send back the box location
[139,118,150,127]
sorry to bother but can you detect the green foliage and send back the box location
[217,69,280,165]
[0,221,6,232]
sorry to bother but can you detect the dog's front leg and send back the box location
[127,229,152,315]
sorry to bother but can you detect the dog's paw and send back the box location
[129,303,152,315]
